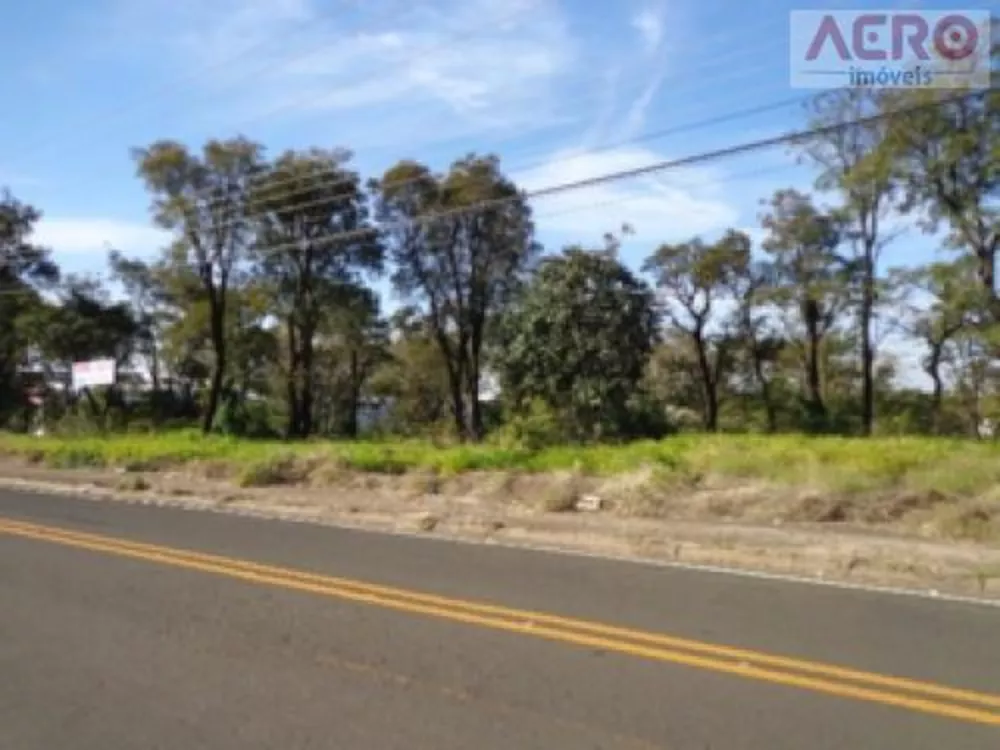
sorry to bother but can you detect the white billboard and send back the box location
[72,359,116,390]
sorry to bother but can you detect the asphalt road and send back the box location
[1,488,999,749]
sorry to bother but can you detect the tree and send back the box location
[497,244,658,441]
[799,88,896,435]
[760,189,847,430]
[373,154,539,441]
[731,259,786,433]
[0,191,58,425]
[108,250,167,393]
[369,309,452,435]
[24,277,138,426]
[152,269,274,430]
[644,230,751,431]
[891,258,986,433]
[226,284,278,406]
[315,285,390,437]
[879,88,999,305]
[249,148,383,438]
[133,137,264,434]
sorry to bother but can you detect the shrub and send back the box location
[493,399,569,451]
[236,454,305,487]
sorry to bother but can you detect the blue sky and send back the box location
[1,0,980,382]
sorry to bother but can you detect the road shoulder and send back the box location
[2,458,1000,603]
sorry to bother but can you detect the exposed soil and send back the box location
[2,457,999,602]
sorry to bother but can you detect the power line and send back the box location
[74,12,795,216]
[1,88,983,301]
[0,161,801,300]
[198,86,806,217]
[163,89,988,259]
[166,20,805,213]
[532,162,799,223]
[152,94,810,237]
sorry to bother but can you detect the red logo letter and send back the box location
[853,14,887,61]
[805,15,851,61]
[933,15,979,61]
[892,14,928,60]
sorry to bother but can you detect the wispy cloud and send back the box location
[99,0,578,147]
[631,6,665,55]
[517,146,739,247]
[585,2,672,145]
[34,218,171,257]
[618,61,668,140]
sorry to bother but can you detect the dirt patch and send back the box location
[1,457,999,601]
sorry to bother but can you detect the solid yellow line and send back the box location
[2,520,1000,727]
[3,517,998,711]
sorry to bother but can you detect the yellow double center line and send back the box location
[2,517,1000,727]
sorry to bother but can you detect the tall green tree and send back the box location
[373,154,539,440]
[731,258,785,433]
[133,137,264,433]
[879,89,999,305]
[314,285,390,437]
[249,148,382,438]
[644,230,751,431]
[891,257,986,433]
[108,250,167,393]
[497,244,658,441]
[799,88,895,435]
[369,308,452,435]
[23,276,138,425]
[760,189,847,429]
[0,191,58,424]
[27,277,137,367]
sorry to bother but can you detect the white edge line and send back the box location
[3,481,1000,611]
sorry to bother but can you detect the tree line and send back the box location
[0,87,997,443]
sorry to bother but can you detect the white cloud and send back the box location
[517,147,739,243]
[34,218,170,257]
[631,6,665,54]
[102,0,577,144]
[618,65,666,139]
[582,4,670,144]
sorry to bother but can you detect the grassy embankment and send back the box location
[1,431,998,541]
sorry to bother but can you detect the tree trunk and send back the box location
[434,328,468,441]
[977,245,996,300]
[150,339,160,394]
[466,346,484,441]
[693,332,718,432]
[346,349,360,439]
[202,294,226,435]
[300,330,315,438]
[804,301,827,427]
[449,374,466,441]
[860,253,875,436]
[445,351,467,442]
[926,351,943,435]
[285,322,300,439]
[761,382,777,433]
[752,352,777,433]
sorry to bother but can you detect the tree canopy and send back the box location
[2,87,999,443]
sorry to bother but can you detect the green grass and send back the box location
[3,431,1000,500]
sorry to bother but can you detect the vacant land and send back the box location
[2,431,999,597]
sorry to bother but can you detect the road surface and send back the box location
[1,487,998,748]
